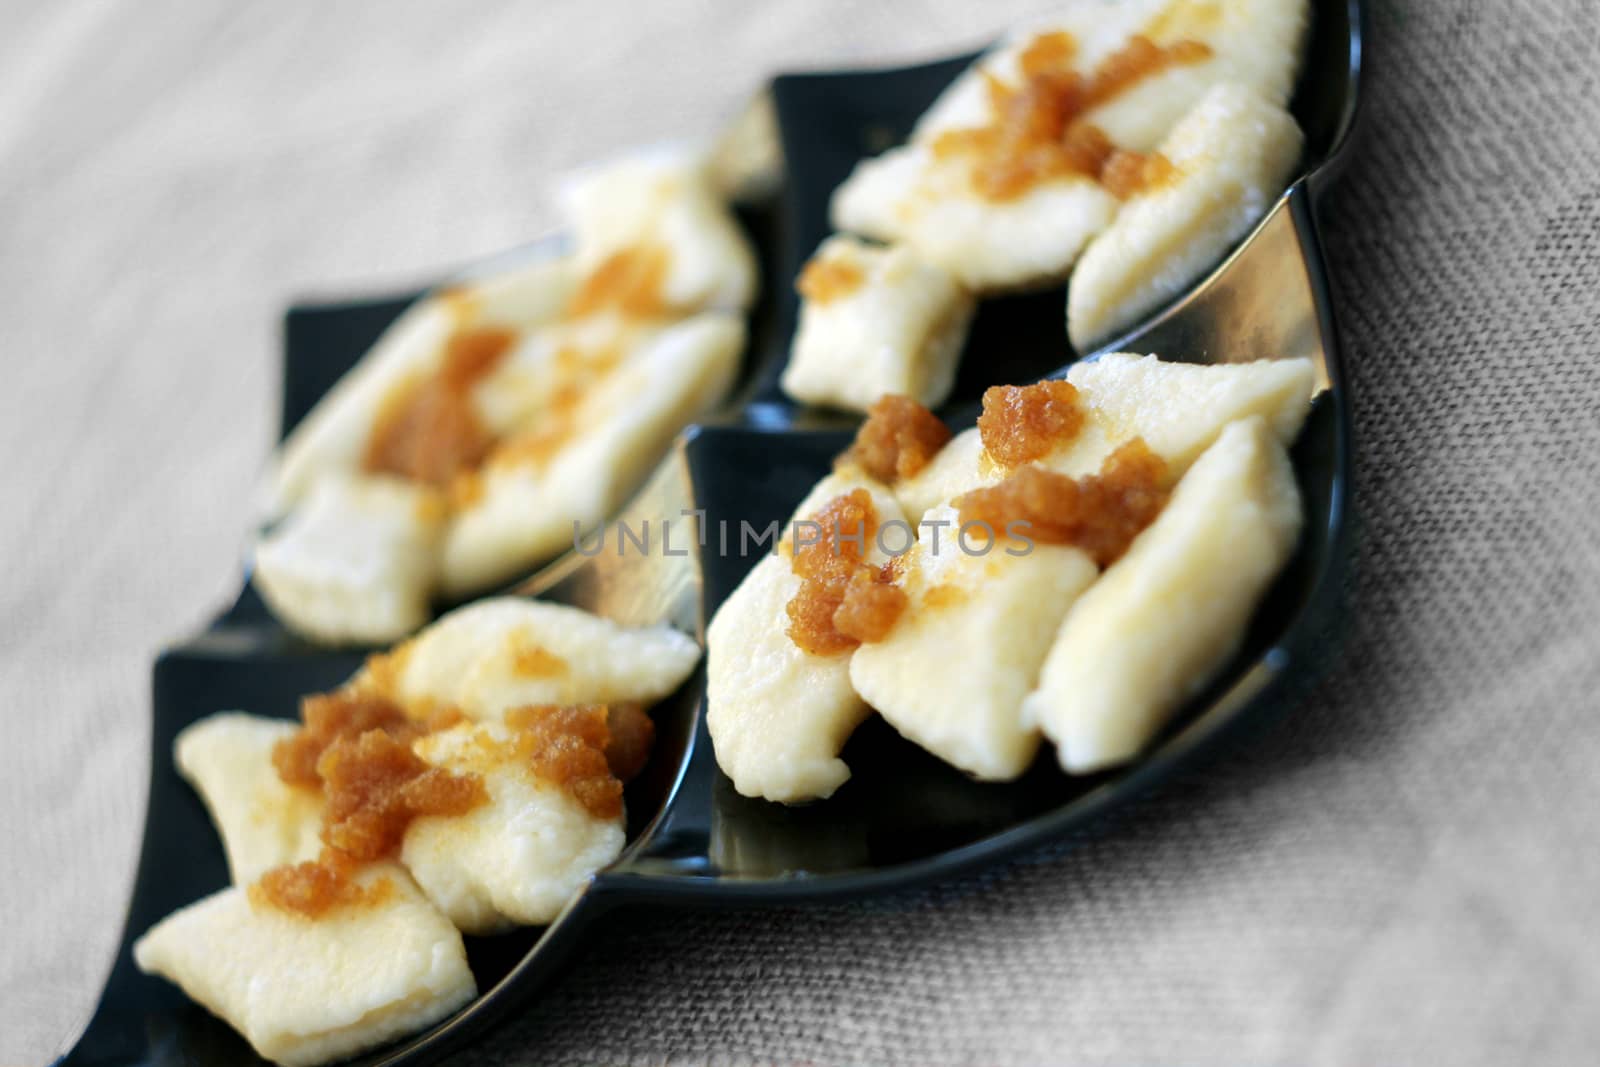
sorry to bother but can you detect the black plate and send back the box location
[62,2,1363,1063]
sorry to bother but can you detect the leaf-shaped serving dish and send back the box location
[62,2,1363,1063]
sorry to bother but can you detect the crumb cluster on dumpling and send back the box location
[135,597,700,1065]
[781,0,1309,414]
[781,235,974,412]
[255,152,757,645]
[706,467,907,803]
[707,355,1313,802]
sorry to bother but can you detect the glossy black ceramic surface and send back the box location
[63,2,1363,1063]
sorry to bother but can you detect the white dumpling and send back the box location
[891,426,995,528]
[848,505,1100,780]
[831,145,1118,293]
[174,712,323,883]
[1068,84,1304,349]
[267,257,577,514]
[1023,416,1302,772]
[913,0,1308,154]
[706,469,906,803]
[253,477,445,646]
[832,5,1150,291]
[831,0,1308,295]
[365,597,701,721]
[912,3,1162,142]
[561,149,758,314]
[401,721,625,933]
[133,865,474,1067]
[439,311,743,594]
[1067,353,1314,470]
[781,235,975,412]
[1077,0,1311,152]
[256,148,759,644]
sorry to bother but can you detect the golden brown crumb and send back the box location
[566,244,671,319]
[504,704,626,819]
[249,850,394,919]
[252,720,487,919]
[832,565,909,643]
[272,691,421,788]
[928,30,1211,202]
[361,327,515,486]
[1099,149,1181,200]
[797,252,866,304]
[257,663,657,917]
[316,729,488,861]
[842,394,953,483]
[976,379,1085,469]
[785,490,909,652]
[956,438,1169,566]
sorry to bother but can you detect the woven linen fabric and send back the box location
[3,0,1598,1064]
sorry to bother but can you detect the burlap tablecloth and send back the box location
[4,1,1598,1063]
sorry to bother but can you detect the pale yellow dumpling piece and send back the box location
[831,5,1146,294]
[894,353,1314,522]
[173,713,324,884]
[831,144,1118,294]
[1068,83,1304,349]
[706,469,906,803]
[1023,416,1302,772]
[255,150,757,644]
[401,721,625,934]
[268,254,582,511]
[849,505,1100,780]
[781,235,975,412]
[254,257,576,646]
[831,0,1307,295]
[913,0,1307,155]
[890,427,995,527]
[266,256,580,514]
[366,597,701,722]
[561,149,758,314]
[439,310,744,594]
[133,865,475,1067]
[253,477,445,646]
[911,4,1170,142]
[1078,0,1311,153]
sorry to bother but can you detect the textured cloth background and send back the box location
[3,0,1599,1064]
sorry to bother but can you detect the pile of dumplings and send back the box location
[709,354,1313,802]
[133,3,1329,1063]
[256,153,757,646]
[782,0,1308,413]
[135,599,701,1065]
